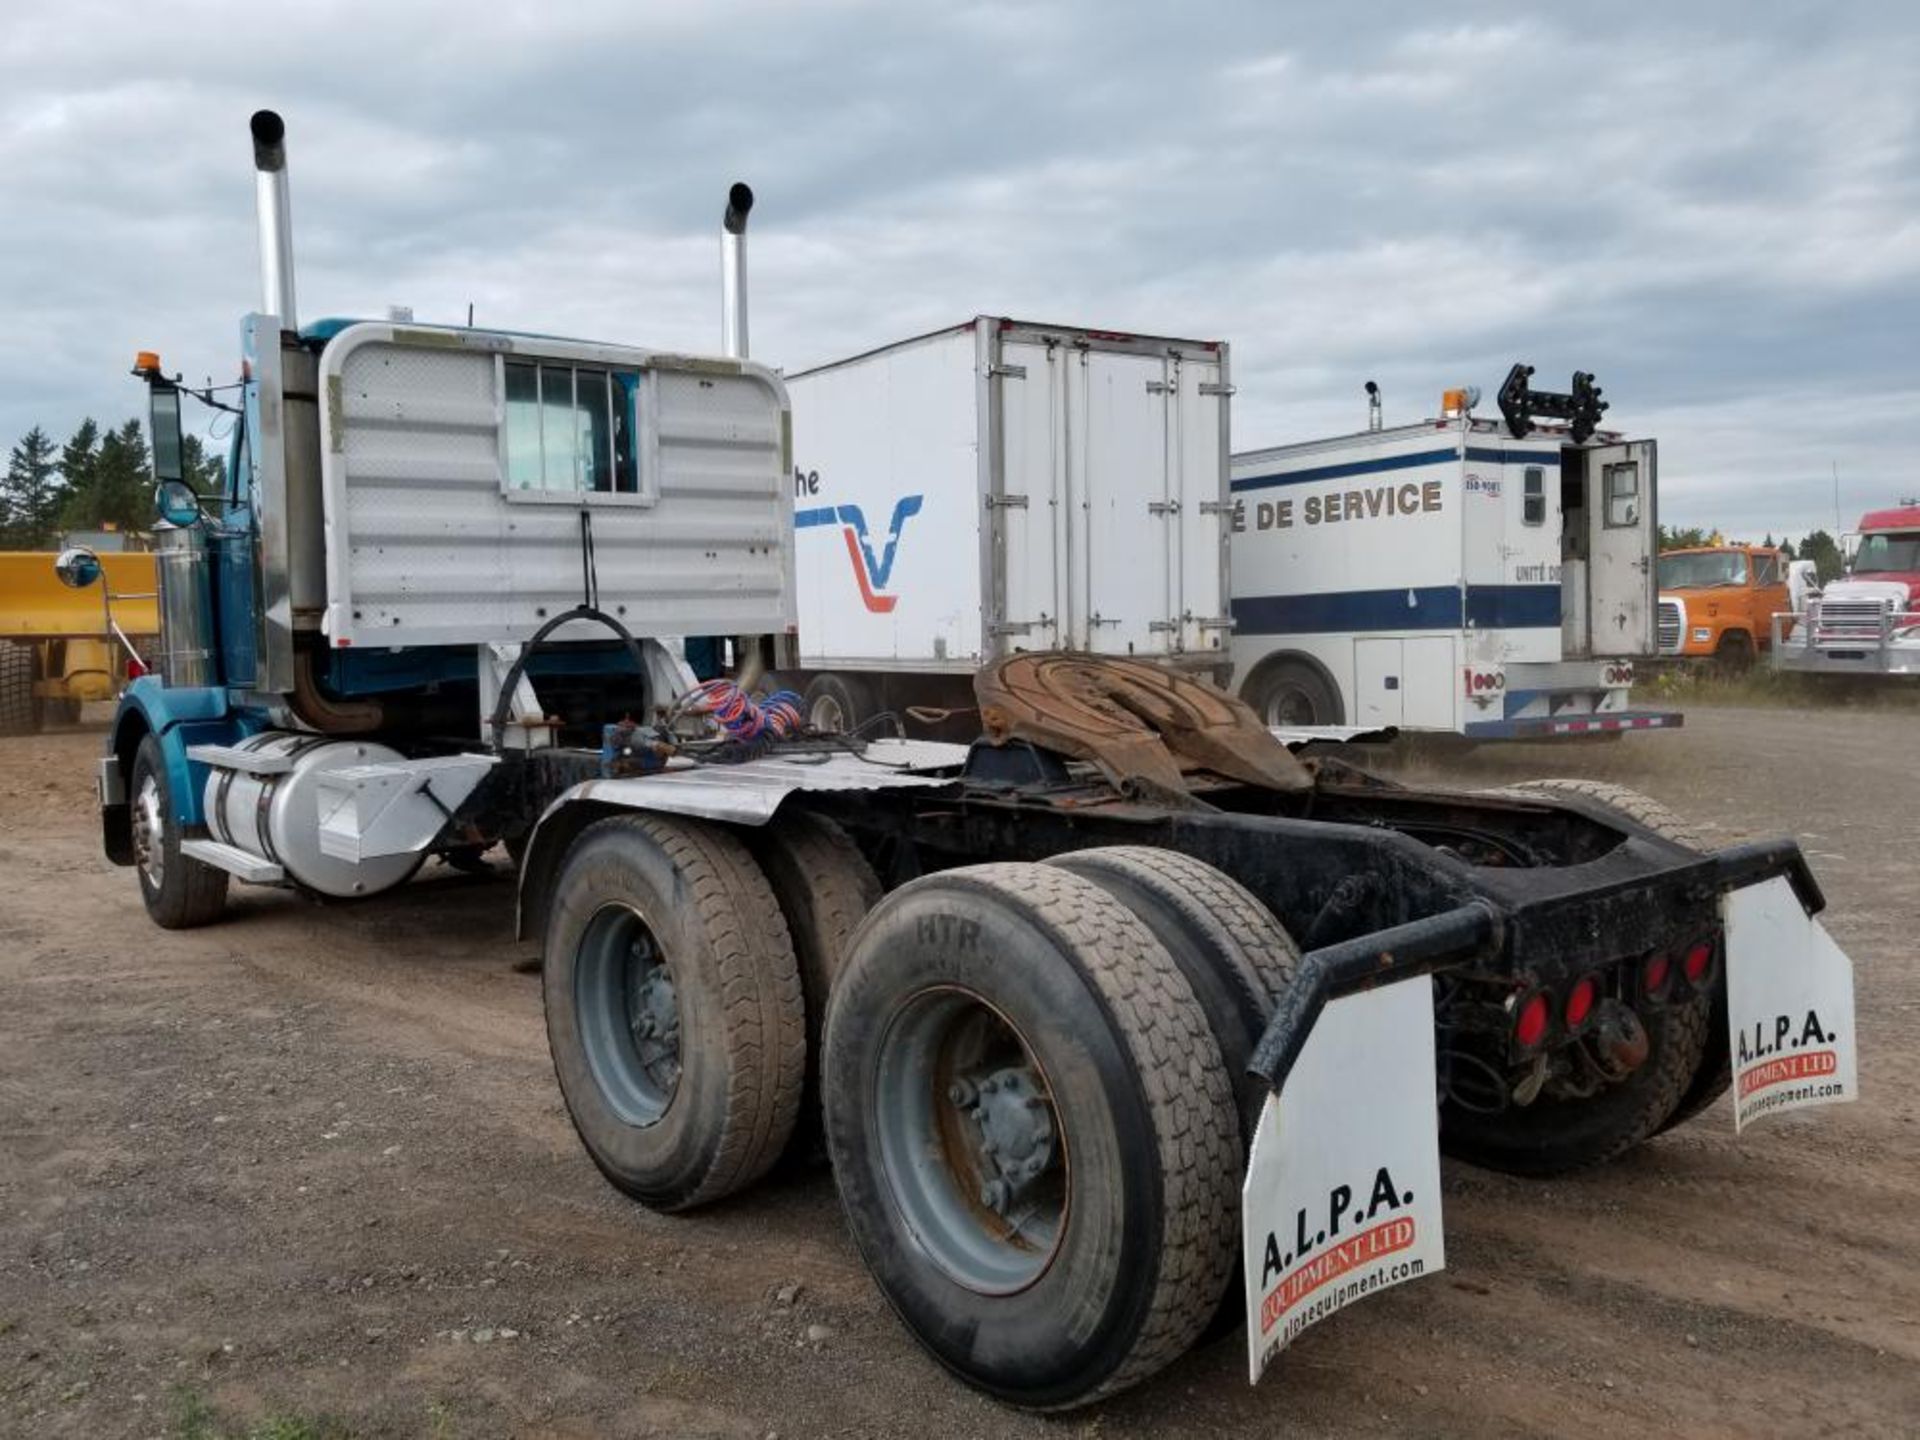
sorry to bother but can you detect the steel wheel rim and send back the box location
[575,903,681,1127]
[874,986,1067,1296]
[132,771,165,888]
[809,692,848,733]
[1265,683,1316,727]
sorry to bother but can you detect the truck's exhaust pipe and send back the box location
[250,109,298,330]
[721,182,753,359]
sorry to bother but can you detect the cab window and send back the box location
[1752,552,1781,586]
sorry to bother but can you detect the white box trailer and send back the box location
[1230,394,1678,738]
[783,317,1232,729]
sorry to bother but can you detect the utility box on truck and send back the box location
[783,318,1232,729]
[1230,387,1676,738]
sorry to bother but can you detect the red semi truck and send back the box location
[1773,502,1920,676]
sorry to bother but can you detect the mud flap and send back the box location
[1723,877,1858,1132]
[1242,976,1446,1384]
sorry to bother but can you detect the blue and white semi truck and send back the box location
[80,112,1855,1410]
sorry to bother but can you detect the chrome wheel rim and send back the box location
[132,771,165,888]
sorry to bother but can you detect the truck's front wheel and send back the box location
[543,814,806,1212]
[130,735,229,929]
[821,863,1240,1409]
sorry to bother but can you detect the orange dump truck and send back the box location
[1655,544,1789,666]
[0,550,158,733]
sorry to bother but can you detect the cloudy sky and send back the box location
[3,1,1915,538]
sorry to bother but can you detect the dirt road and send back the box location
[3,706,1917,1438]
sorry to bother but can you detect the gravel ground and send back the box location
[1,704,1916,1438]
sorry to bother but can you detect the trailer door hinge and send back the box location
[1198,382,1236,397]
[989,364,1028,379]
[1193,615,1236,631]
[1148,619,1177,633]
[989,621,1035,637]
[986,493,1029,509]
[1145,380,1173,394]
[1198,500,1233,516]
[1147,499,1181,516]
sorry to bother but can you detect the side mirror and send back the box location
[154,478,203,528]
[54,546,103,591]
[149,382,185,486]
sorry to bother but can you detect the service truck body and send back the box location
[1230,411,1675,738]
[783,318,1231,726]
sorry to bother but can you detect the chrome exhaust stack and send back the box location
[250,109,298,329]
[721,182,753,359]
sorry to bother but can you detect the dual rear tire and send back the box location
[542,819,1295,1408]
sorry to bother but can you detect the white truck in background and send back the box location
[782,317,1233,730]
[1230,370,1678,738]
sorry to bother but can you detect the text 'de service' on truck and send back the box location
[1230,370,1677,739]
[88,112,1858,1412]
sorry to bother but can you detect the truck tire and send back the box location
[0,640,43,735]
[1240,658,1341,727]
[543,813,807,1212]
[1445,779,1715,1173]
[129,734,229,929]
[821,863,1240,1409]
[1043,846,1298,1137]
[747,809,883,1139]
[802,672,872,734]
[1713,631,1756,673]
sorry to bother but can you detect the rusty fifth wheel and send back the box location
[821,863,1240,1409]
[542,814,806,1211]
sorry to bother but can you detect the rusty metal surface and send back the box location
[973,654,1312,799]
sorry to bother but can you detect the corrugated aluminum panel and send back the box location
[551,738,968,825]
[318,323,793,649]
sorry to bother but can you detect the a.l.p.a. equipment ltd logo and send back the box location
[794,490,925,613]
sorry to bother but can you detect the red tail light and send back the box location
[125,656,148,679]
[1514,991,1551,1050]
[1683,941,1714,986]
[1643,952,1671,997]
[1565,976,1598,1029]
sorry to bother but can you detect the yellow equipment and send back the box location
[0,550,159,733]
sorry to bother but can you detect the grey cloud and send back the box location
[1,1,1915,537]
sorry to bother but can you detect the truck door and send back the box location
[1068,346,1171,656]
[1354,638,1405,727]
[993,335,1066,657]
[1584,440,1657,657]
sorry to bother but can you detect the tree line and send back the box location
[1658,524,1845,582]
[2,419,224,550]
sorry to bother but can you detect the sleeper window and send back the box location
[504,360,638,496]
[1603,461,1640,528]
[1522,467,1546,525]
